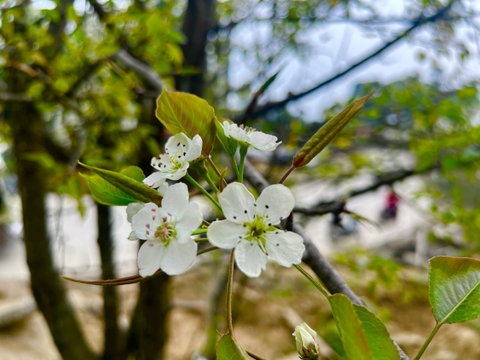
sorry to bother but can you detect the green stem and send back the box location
[226,249,235,334]
[185,173,222,212]
[201,170,220,194]
[413,322,442,360]
[294,264,330,298]
[229,154,241,181]
[238,145,248,183]
[192,228,208,235]
[278,165,295,184]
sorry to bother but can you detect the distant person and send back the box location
[381,187,399,221]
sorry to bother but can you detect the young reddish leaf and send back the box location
[80,164,162,206]
[293,91,374,168]
[329,294,399,360]
[156,89,217,155]
[429,256,480,324]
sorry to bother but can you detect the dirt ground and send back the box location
[1,262,480,360]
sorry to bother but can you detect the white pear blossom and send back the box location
[222,121,281,151]
[144,133,202,188]
[126,182,170,241]
[207,182,304,277]
[293,323,320,360]
[130,183,203,276]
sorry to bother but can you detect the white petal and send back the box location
[235,240,267,277]
[137,241,165,277]
[157,182,169,197]
[162,183,189,216]
[176,202,203,243]
[131,203,164,240]
[256,184,295,225]
[165,133,189,154]
[248,131,281,151]
[150,156,162,170]
[127,202,145,223]
[207,219,245,249]
[219,182,255,223]
[223,121,249,142]
[265,231,305,267]
[143,172,167,188]
[184,134,203,161]
[159,239,197,275]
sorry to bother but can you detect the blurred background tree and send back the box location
[1,0,480,359]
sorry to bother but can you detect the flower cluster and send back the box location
[128,128,303,278]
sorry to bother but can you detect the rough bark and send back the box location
[4,68,95,360]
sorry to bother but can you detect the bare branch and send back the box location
[110,49,164,93]
[0,92,32,102]
[250,1,456,118]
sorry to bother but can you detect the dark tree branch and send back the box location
[0,92,32,102]
[294,201,346,216]
[242,159,409,360]
[110,49,164,93]
[65,60,102,98]
[250,1,456,119]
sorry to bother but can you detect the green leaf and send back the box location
[329,294,399,360]
[429,256,480,324]
[293,91,374,168]
[80,164,162,206]
[216,334,253,360]
[258,69,281,93]
[156,89,217,155]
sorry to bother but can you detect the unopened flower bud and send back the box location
[293,323,320,360]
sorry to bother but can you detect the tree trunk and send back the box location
[127,273,170,360]
[97,203,125,360]
[4,68,95,360]
[176,0,217,97]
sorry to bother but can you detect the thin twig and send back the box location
[250,2,455,118]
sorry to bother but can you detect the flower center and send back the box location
[245,216,269,251]
[154,221,176,246]
[168,148,188,169]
